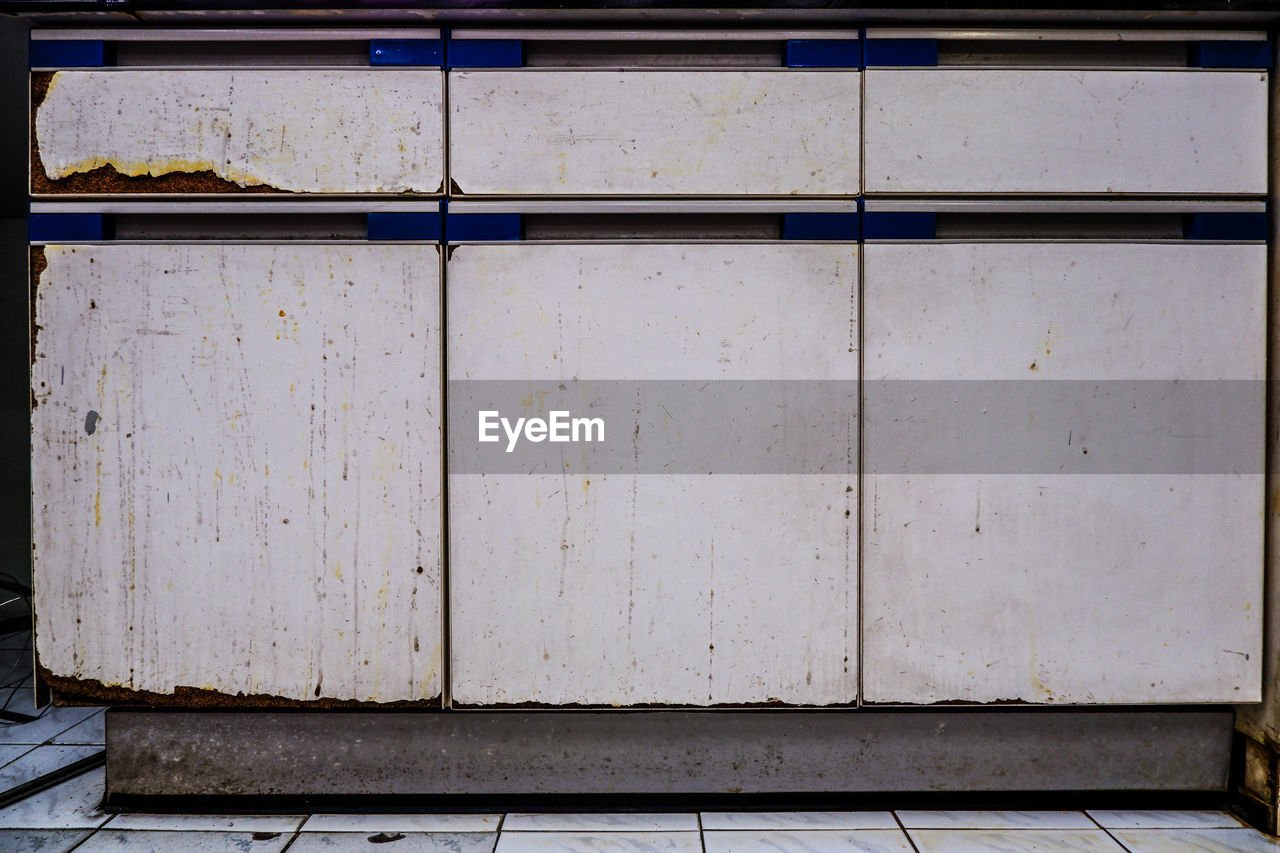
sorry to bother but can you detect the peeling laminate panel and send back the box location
[32,244,443,703]
[34,70,444,194]
[861,243,1265,704]
[864,70,1268,195]
[448,71,860,196]
[447,244,858,706]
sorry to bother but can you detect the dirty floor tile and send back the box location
[0,767,110,829]
[0,828,94,852]
[502,814,699,832]
[74,830,293,851]
[701,813,898,831]
[0,706,103,746]
[703,829,916,853]
[289,832,499,852]
[0,743,35,769]
[1087,810,1247,829]
[304,814,501,832]
[50,710,105,746]
[1112,828,1280,852]
[106,815,305,832]
[896,811,1095,830]
[0,745,102,792]
[907,828,1127,852]
[495,831,702,852]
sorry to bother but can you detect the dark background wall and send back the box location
[1,17,31,591]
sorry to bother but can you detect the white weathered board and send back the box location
[448,71,861,196]
[36,70,444,193]
[32,244,443,702]
[447,243,859,706]
[863,70,1267,195]
[861,242,1265,704]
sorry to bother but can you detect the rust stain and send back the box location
[39,666,442,709]
[29,247,45,383]
[30,72,282,195]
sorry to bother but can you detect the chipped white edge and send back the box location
[33,28,441,41]
[865,28,1266,41]
[30,201,442,214]
[862,199,1266,214]
[450,29,859,41]
[447,200,859,214]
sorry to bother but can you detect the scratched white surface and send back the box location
[36,70,444,193]
[864,70,1268,194]
[448,71,860,196]
[447,244,858,705]
[862,243,1264,704]
[32,244,443,702]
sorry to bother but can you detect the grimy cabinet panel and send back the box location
[33,70,444,194]
[447,243,858,706]
[448,70,860,196]
[862,242,1265,704]
[864,70,1267,195]
[32,244,443,703]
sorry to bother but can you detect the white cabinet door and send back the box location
[864,70,1267,195]
[32,244,443,703]
[447,243,858,706]
[862,242,1265,704]
[34,70,445,194]
[448,71,860,196]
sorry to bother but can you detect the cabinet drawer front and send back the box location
[449,71,860,196]
[32,244,443,704]
[861,242,1264,704]
[447,243,858,706]
[34,70,444,195]
[864,70,1267,195]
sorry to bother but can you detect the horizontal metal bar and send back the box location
[105,709,1233,799]
[30,201,442,215]
[448,200,860,214]
[32,28,441,41]
[28,240,437,247]
[451,29,860,41]
[29,65,439,72]
[863,199,1266,213]
[866,28,1267,42]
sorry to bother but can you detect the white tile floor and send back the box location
[3,785,1280,853]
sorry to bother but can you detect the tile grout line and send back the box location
[276,814,310,853]
[490,811,506,853]
[892,811,923,853]
[697,811,707,853]
[1083,809,1138,853]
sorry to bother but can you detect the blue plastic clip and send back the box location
[1184,212,1268,242]
[29,214,106,242]
[782,213,861,241]
[370,39,444,67]
[448,39,522,69]
[863,212,936,240]
[862,38,938,67]
[446,213,522,242]
[1190,40,1271,69]
[29,40,106,68]
[367,212,442,241]
[784,40,862,69]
